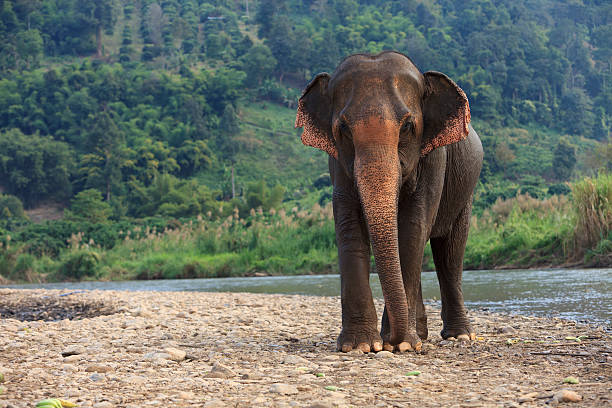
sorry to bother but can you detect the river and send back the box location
[3,268,611,326]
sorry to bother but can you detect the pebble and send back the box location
[205,363,236,379]
[553,389,582,403]
[517,391,539,402]
[164,347,186,361]
[89,373,105,382]
[375,351,394,358]
[144,352,171,361]
[61,345,86,357]
[63,355,81,363]
[178,391,195,399]
[498,326,515,334]
[283,355,312,366]
[270,383,299,395]
[203,399,226,408]
[93,402,113,408]
[85,364,112,373]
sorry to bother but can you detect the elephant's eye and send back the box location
[339,122,351,138]
[400,120,414,135]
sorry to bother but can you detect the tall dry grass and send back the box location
[568,172,611,264]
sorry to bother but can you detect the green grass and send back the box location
[197,101,329,194]
[2,175,610,283]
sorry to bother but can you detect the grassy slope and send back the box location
[197,101,329,195]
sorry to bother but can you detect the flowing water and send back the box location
[3,268,611,326]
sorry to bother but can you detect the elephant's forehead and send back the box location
[330,54,424,121]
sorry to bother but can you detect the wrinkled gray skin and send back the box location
[295,51,483,352]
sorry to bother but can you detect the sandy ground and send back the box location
[0,288,610,408]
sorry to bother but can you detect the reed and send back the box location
[568,171,611,264]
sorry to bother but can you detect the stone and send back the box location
[205,363,236,379]
[375,351,394,358]
[270,383,299,395]
[553,389,582,403]
[308,403,334,408]
[178,391,195,399]
[63,355,81,363]
[283,355,311,365]
[89,373,105,382]
[517,391,539,402]
[203,399,226,407]
[61,345,86,357]
[498,326,515,334]
[144,352,171,361]
[85,364,112,373]
[164,347,186,361]
[93,402,113,408]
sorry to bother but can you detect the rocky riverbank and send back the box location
[0,289,610,407]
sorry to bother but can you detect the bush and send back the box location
[569,171,611,259]
[0,194,26,220]
[57,250,101,280]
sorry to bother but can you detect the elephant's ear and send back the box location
[421,71,471,156]
[295,73,337,159]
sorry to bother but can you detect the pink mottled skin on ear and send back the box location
[295,99,338,159]
[421,96,470,157]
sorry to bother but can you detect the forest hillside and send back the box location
[0,0,610,281]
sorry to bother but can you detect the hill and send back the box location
[0,0,610,280]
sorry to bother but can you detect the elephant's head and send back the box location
[295,51,470,345]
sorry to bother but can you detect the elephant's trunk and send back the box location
[354,145,408,345]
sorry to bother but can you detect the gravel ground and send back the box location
[0,288,610,407]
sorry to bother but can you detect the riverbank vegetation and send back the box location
[0,0,610,282]
[1,172,609,282]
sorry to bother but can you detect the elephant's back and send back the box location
[430,126,483,238]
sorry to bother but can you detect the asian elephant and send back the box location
[295,51,483,353]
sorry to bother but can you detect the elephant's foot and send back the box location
[440,321,476,341]
[337,326,383,353]
[381,308,424,352]
[417,315,428,340]
[382,331,422,352]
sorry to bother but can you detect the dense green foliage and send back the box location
[0,0,610,281]
[1,172,609,281]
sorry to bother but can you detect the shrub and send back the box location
[57,250,101,280]
[569,171,611,260]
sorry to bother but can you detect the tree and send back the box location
[560,88,595,136]
[16,29,42,69]
[81,110,127,201]
[552,138,576,181]
[64,189,111,223]
[240,44,276,86]
[0,129,74,206]
[0,194,25,220]
[77,0,117,57]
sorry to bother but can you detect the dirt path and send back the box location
[0,289,610,407]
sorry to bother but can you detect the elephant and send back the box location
[295,51,483,353]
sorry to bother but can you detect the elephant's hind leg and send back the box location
[430,201,475,341]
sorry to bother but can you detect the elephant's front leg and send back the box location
[332,180,381,352]
[381,154,446,351]
[380,216,429,352]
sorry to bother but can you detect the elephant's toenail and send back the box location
[357,343,370,353]
[397,342,412,352]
